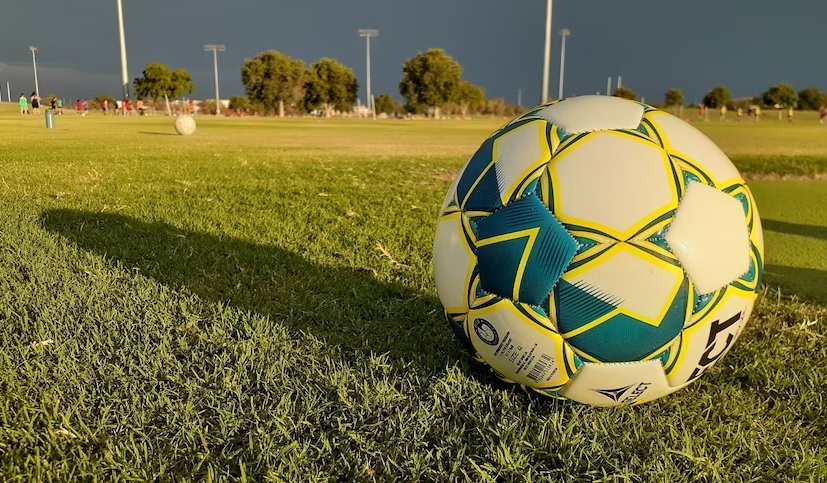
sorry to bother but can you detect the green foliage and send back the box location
[761,83,798,108]
[228,96,251,112]
[480,97,522,117]
[241,50,306,117]
[797,87,826,110]
[664,88,685,107]
[133,62,195,101]
[452,81,486,117]
[304,58,359,116]
[373,94,404,116]
[702,85,731,108]
[613,86,637,100]
[399,48,463,115]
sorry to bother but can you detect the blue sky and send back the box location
[0,0,824,106]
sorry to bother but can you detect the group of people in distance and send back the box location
[18,92,44,115]
[697,103,823,123]
[18,93,150,116]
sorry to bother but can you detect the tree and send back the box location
[94,94,116,110]
[613,86,637,100]
[304,58,359,117]
[374,94,404,116]
[761,83,797,108]
[664,88,684,107]
[399,48,462,117]
[133,62,195,101]
[228,96,251,113]
[797,87,826,110]
[702,85,730,108]
[453,81,486,118]
[241,50,306,117]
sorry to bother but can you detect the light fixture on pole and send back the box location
[28,46,39,98]
[116,0,129,99]
[358,28,378,118]
[540,0,553,103]
[558,29,570,100]
[204,44,226,116]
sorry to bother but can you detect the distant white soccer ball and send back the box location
[433,95,764,407]
[174,114,197,136]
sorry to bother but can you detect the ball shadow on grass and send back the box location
[41,209,466,372]
[763,263,827,306]
[762,219,827,241]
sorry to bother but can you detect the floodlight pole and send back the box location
[29,46,39,98]
[204,44,226,116]
[558,29,570,100]
[116,0,129,99]
[358,29,378,118]
[540,0,553,103]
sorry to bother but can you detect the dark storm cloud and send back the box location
[1,0,825,105]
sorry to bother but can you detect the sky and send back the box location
[1,0,825,106]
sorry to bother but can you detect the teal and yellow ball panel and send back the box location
[556,277,690,362]
[474,194,578,306]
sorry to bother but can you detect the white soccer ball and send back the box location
[174,114,197,136]
[433,95,764,406]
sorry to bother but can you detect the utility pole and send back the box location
[28,46,39,98]
[558,29,570,100]
[204,44,226,116]
[358,29,379,118]
[116,0,129,99]
[540,0,553,103]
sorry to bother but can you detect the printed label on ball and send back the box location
[467,300,568,388]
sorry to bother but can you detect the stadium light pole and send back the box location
[28,46,39,98]
[116,0,129,99]
[540,0,553,103]
[204,44,226,116]
[358,29,378,117]
[557,29,570,100]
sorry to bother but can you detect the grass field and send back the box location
[0,104,825,481]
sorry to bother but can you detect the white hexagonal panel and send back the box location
[666,288,755,387]
[466,297,572,389]
[644,111,743,187]
[433,212,476,314]
[536,95,644,134]
[560,244,685,328]
[493,119,552,205]
[440,160,468,213]
[550,131,678,239]
[559,360,671,407]
[665,182,750,294]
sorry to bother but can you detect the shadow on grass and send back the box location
[42,209,465,371]
[137,131,178,136]
[763,219,827,241]
[764,263,827,306]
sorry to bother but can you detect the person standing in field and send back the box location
[820,107,827,124]
[787,106,794,122]
[50,96,57,112]
[30,92,41,115]
[102,98,108,115]
[82,99,89,116]
[719,105,728,121]
[736,107,744,122]
[56,98,63,115]
[18,93,28,114]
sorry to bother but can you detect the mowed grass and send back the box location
[0,104,825,481]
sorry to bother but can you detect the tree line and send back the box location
[129,49,827,117]
[129,48,521,117]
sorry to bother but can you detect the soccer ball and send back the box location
[433,96,763,407]
[174,114,197,136]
